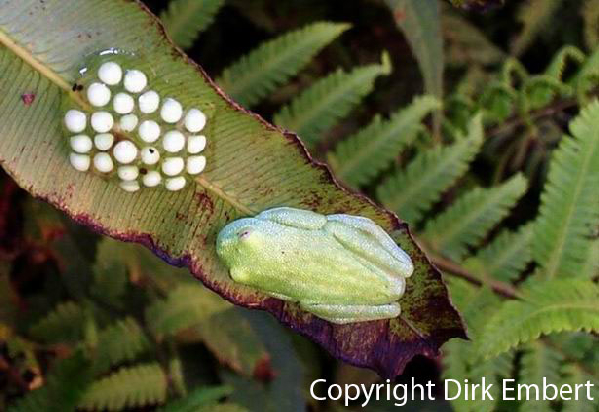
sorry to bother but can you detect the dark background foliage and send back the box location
[1,0,597,411]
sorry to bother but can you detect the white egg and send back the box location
[91,112,114,133]
[139,90,160,113]
[70,134,93,153]
[141,147,160,165]
[119,114,139,132]
[93,152,114,173]
[64,110,87,133]
[160,98,183,123]
[69,153,90,172]
[94,133,114,151]
[120,181,140,192]
[123,70,147,93]
[185,109,206,133]
[98,62,123,85]
[187,155,206,175]
[187,135,206,154]
[161,157,184,176]
[162,130,185,152]
[165,176,186,191]
[138,120,161,143]
[87,82,111,107]
[113,140,138,164]
[117,165,139,181]
[142,171,162,187]
[112,92,135,114]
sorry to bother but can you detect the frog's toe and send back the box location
[300,302,401,324]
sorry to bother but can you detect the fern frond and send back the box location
[442,11,504,67]
[442,340,472,412]
[78,363,167,411]
[519,342,563,412]
[91,318,150,374]
[464,223,534,282]
[329,95,440,187]
[582,0,599,52]
[8,352,92,412]
[377,113,483,225]
[160,0,225,49]
[422,174,527,261]
[544,45,585,80]
[274,53,392,148]
[146,284,228,339]
[217,22,350,107]
[29,301,86,343]
[477,279,599,358]
[91,239,127,306]
[570,48,599,89]
[511,0,563,56]
[561,363,599,412]
[532,101,599,279]
[157,386,233,412]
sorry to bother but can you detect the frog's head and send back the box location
[216,217,266,265]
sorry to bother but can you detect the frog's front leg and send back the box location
[300,301,401,324]
[256,207,327,230]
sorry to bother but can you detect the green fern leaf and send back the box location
[533,101,599,279]
[464,223,534,282]
[422,174,527,261]
[377,113,483,225]
[91,239,127,306]
[160,0,225,49]
[570,48,599,91]
[561,363,599,412]
[274,53,392,148]
[511,0,563,56]
[518,341,563,412]
[29,301,87,343]
[442,286,511,412]
[443,10,505,68]
[157,386,233,412]
[92,318,150,374]
[329,95,440,187]
[146,284,228,339]
[78,363,167,411]
[545,45,585,80]
[217,22,350,107]
[477,279,599,358]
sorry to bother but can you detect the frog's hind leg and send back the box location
[300,302,401,324]
[327,214,412,275]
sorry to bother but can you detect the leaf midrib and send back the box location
[384,141,468,213]
[337,115,416,180]
[486,300,599,355]
[280,66,383,133]
[0,28,256,217]
[543,129,598,279]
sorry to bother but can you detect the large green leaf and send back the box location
[0,0,464,377]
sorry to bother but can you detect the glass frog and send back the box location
[216,207,413,324]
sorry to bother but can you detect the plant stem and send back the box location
[430,254,521,299]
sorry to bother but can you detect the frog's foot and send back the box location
[300,302,401,324]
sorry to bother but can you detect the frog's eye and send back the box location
[238,229,252,240]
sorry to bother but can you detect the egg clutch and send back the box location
[63,58,208,192]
